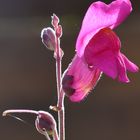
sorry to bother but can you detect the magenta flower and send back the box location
[62,0,139,102]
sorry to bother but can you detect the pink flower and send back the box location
[62,0,139,102]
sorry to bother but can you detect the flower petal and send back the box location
[62,55,102,102]
[76,0,132,57]
[84,28,121,79]
[84,27,139,83]
[116,53,130,82]
[121,53,139,72]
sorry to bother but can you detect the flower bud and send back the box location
[51,14,59,28]
[56,25,62,38]
[35,111,56,135]
[41,27,56,51]
[2,109,57,138]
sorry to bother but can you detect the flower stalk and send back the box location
[51,14,65,140]
[55,36,65,140]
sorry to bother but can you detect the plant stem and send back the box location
[2,109,38,116]
[44,131,51,140]
[57,89,65,140]
[55,37,65,140]
[53,128,59,140]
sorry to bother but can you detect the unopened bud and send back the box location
[35,111,56,135]
[41,27,56,51]
[2,109,57,137]
[56,25,62,38]
[51,14,59,28]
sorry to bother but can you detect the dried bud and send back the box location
[35,111,56,135]
[41,27,56,51]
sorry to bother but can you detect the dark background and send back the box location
[0,0,140,140]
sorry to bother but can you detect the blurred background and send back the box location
[0,0,140,140]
